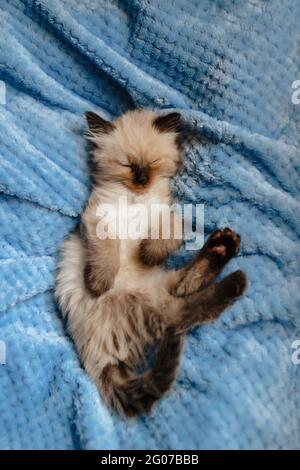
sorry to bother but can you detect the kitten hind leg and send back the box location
[172,270,247,333]
[169,228,241,297]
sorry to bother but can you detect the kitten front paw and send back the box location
[84,262,112,297]
[206,228,241,263]
[139,237,182,266]
[139,239,167,266]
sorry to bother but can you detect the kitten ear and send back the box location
[153,112,182,134]
[85,111,115,133]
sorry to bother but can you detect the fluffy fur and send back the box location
[55,110,247,418]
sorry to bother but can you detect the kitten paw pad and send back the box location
[207,228,241,260]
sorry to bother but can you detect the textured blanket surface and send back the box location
[0,0,300,450]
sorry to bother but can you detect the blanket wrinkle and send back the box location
[0,0,299,450]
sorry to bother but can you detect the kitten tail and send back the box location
[101,329,184,418]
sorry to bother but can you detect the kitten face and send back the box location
[85,110,182,192]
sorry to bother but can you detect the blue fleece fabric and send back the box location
[0,0,300,450]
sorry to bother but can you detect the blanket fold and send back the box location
[0,0,299,449]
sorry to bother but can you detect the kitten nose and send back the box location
[133,166,149,185]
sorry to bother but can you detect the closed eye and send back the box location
[150,159,160,165]
[120,163,132,168]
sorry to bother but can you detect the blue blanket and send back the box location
[0,0,300,450]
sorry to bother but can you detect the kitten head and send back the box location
[85,109,183,192]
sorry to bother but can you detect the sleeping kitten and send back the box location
[55,110,247,418]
